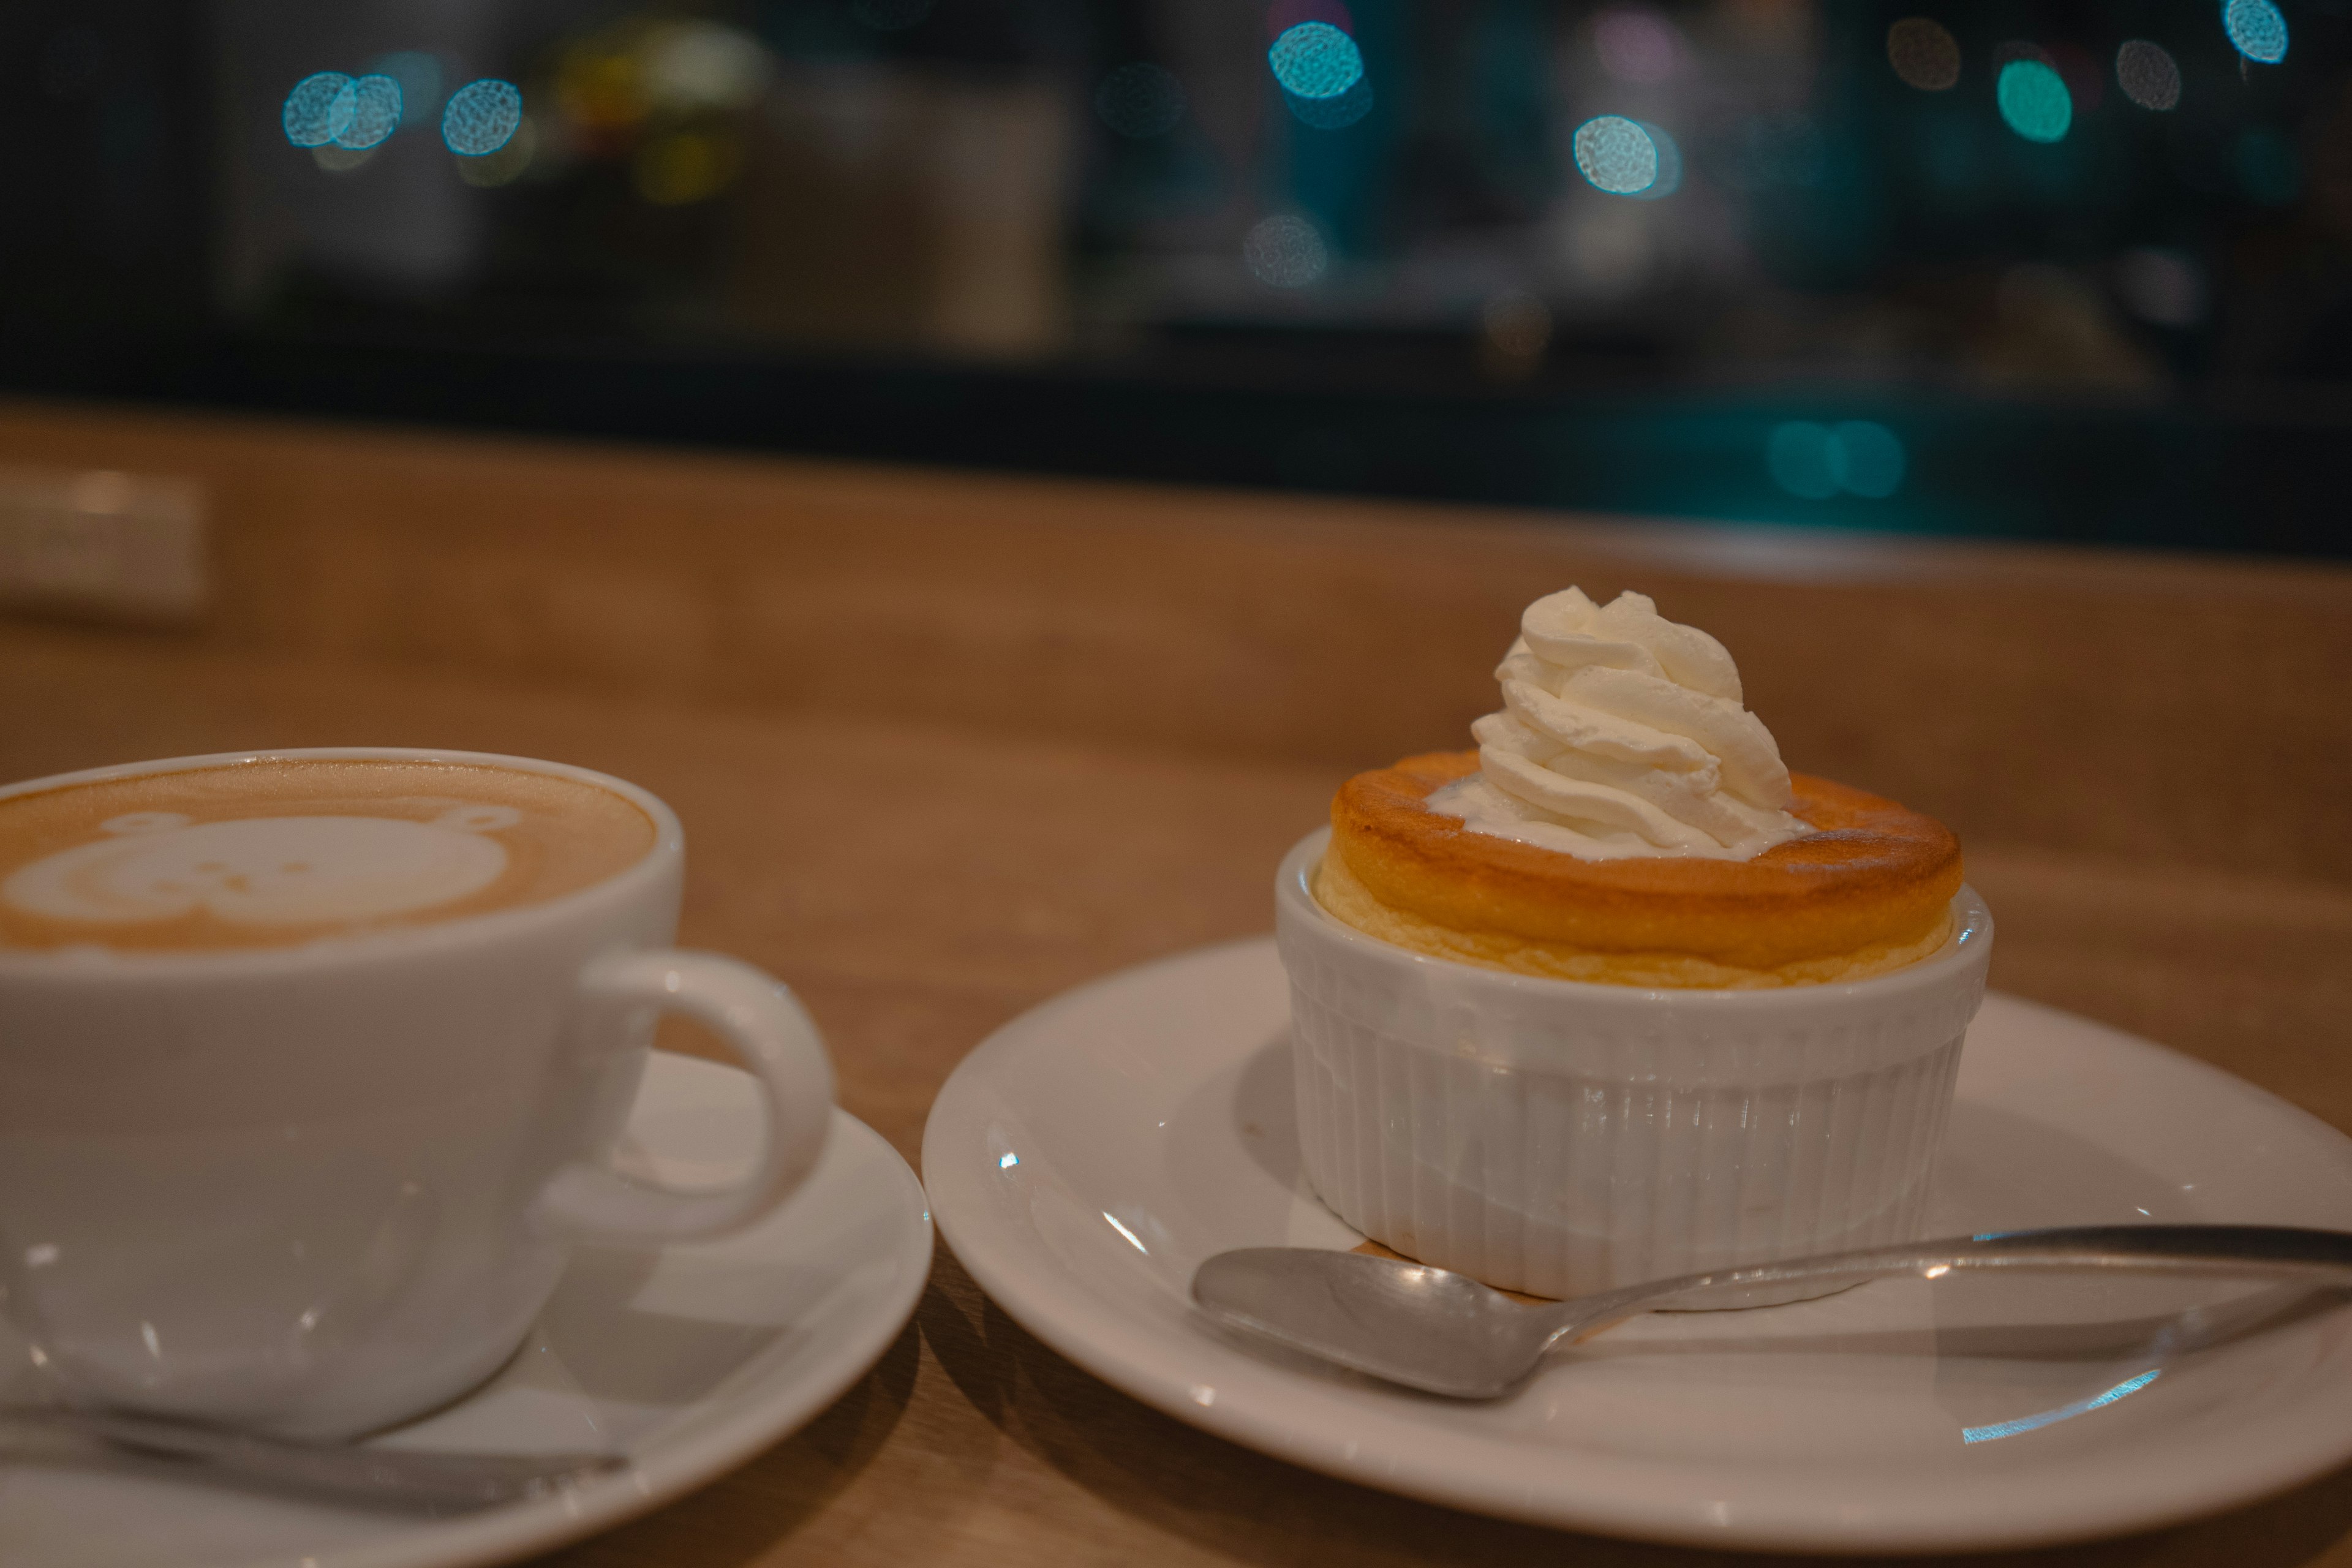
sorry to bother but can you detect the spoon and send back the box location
[0,1405,626,1508]
[1191,1224,2352,1400]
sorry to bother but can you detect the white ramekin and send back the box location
[1275,827,1992,1298]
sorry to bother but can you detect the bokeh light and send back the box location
[283,72,356,149]
[1572,116,1658,195]
[1768,423,1841,499]
[851,0,937,31]
[335,74,402,151]
[443,78,524,157]
[643,23,772,113]
[1480,290,1552,379]
[1268,23,1363,100]
[456,116,537,188]
[1996,59,2071,145]
[1887,18,1961,92]
[2223,0,2288,66]
[370,51,442,127]
[1833,421,1905,498]
[1244,214,1328,287]
[635,129,740,205]
[2115,248,2206,326]
[1593,9,1681,85]
[1767,422,1905,500]
[1096,63,1188,138]
[1483,290,1550,355]
[555,36,646,134]
[1630,122,1682,198]
[1285,76,1373,129]
[2116,41,2181,111]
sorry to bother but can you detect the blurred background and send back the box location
[3,0,2349,553]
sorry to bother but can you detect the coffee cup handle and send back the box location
[535,951,837,1242]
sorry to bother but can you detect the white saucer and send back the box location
[922,937,2352,1553]
[0,1054,932,1568]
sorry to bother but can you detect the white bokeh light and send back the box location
[1244,214,1329,287]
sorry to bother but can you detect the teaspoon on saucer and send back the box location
[1191,1224,2352,1400]
[0,1406,626,1508]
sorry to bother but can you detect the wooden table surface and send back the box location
[3,401,2351,1567]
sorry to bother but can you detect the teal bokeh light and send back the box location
[1834,421,1906,497]
[370,51,443,126]
[1767,421,1905,500]
[1630,121,1682,198]
[1768,422,1841,499]
[1996,59,2071,143]
[1268,22,1363,100]
[2223,0,2288,64]
[283,72,356,148]
[1286,76,1373,129]
[442,78,523,157]
[1573,116,1658,195]
[336,74,403,151]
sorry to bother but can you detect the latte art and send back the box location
[0,760,655,952]
[6,812,513,927]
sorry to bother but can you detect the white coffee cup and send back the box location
[0,748,835,1438]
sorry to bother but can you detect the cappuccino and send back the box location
[0,758,655,952]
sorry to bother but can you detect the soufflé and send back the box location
[1273,587,1992,1297]
[1316,586,1962,987]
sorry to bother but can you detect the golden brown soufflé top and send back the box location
[1322,751,1962,987]
[1313,589,1964,988]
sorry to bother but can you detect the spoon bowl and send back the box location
[1193,1248,1556,1398]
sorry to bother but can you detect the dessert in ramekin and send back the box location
[1276,588,1991,1298]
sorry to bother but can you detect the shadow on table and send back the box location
[919,1243,2352,1568]
[529,1313,922,1566]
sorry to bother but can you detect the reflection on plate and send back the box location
[0,1055,932,1568]
[924,937,2352,1552]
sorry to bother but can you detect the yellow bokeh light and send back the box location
[456,115,538,187]
[632,131,742,206]
[557,43,648,133]
[1887,17,1961,91]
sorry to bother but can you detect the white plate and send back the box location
[923,937,2352,1553]
[1,1054,932,1568]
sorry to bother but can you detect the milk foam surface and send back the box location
[1428,588,1807,861]
[0,760,655,952]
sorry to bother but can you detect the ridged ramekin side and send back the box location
[1275,829,1989,1297]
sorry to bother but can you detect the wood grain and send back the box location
[0,398,2347,1567]
[2,398,2347,883]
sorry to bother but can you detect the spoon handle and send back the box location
[0,1406,627,1507]
[1545,1224,2352,1346]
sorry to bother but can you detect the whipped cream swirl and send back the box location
[1428,587,1808,861]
